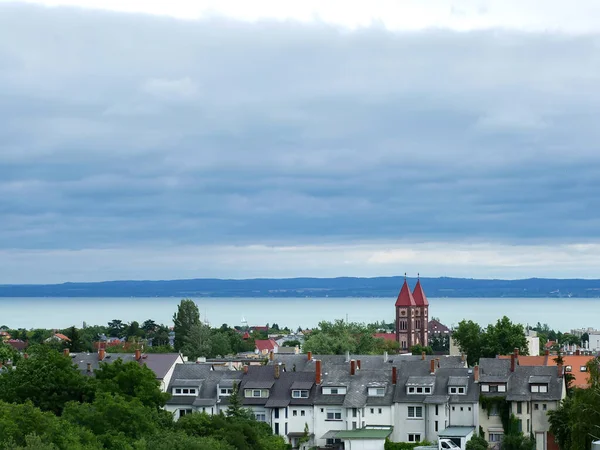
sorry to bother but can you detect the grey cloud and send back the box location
[1,3,600,259]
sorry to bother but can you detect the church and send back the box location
[394,277,429,351]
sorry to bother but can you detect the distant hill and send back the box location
[1,276,600,298]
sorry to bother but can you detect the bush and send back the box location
[385,439,433,449]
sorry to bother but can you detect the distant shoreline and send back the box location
[2,276,600,298]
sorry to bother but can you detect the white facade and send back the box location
[527,335,540,356]
[343,438,388,450]
[589,333,600,352]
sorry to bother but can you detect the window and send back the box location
[517,402,522,414]
[517,420,523,433]
[176,388,196,395]
[408,434,421,442]
[543,404,547,411]
[326,409,342,421]
[399,320,408,330]
[301,410,305,416]
[253,390,261,397]
[534,404,539,410]
[370,408,374,414]
[489,385,498,393]
[274,423,279,434]
[220,388,233,396]
[368,387,385,396]
[565,365,572,373]
[490,404,499,416]
[498,385,506,392]
[458,387,465,394]
[408,387,415,394]
[424,387,431,394]
[435,421,438,432]
[352,408,357,418]
[435,405,439,415]
[255,412,266,422]
[490,433,503,442]
[378,408,382,414]
[323,387,346,395]
[274,409,279,419]
[481,384,490,392]
[408,406,423,418]
[352,421,357,429]
[527,419,530,432]
[293,410,297,416]
[292,390,309,398]
[468,407,472,411]
[175,388,182,394]
[460,407,464,411]
[450,387,457,394]
[581,366,588,372]
[452,406,455,411]
[179,409,192,417]
[416,387,423,394]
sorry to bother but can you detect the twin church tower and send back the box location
[395,277,429,351]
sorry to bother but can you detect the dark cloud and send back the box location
[1,3,600,281]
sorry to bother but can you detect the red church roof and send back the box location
[395,280,416,307]
[412,280,429,306]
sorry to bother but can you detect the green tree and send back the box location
[142,320,157,334]
[63,326,86,353]
[451,320,483,366]
[482,316,528,357]
[410,344,433,355]
[182,323,213,360]
[303,320,379,355]
[153,325,171,347]
[107,320,125,337]
[0,342,21,364]
[465,435,488,450]
[226,382,253,420]
[501,432,536,450]
[0,346,91,415]
[92,359,170,409]
[282,339,301,347]
[173,299,201,352]
[126,321,144,340]
[0,401,100,449]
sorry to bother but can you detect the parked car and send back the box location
[439,439,461,449]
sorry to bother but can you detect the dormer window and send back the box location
[368,387,385,397]
[245,389,269,398]
[481,383,506,393]
[530,384,548,393]
[565,365,572,373]
[323,387,347,395]
[292,390,309,398]
[407,386,432,395]
[220,388,233,396]
[173,388,197,396]
[449,386,466,395]
[580,366,588,372]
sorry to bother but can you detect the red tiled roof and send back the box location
[395,280,416,307]
[252,326,268,331]
[412,280,429,306]
[374,333,396,342]
[54,333,71,341]
[6,339,27,351]
[242,332,250,339]
[255,339,278,352]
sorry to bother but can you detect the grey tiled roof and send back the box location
[72,352,181,380]
[448,376,469,386]
[479,358,564,402]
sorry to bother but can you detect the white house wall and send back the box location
[314,405,347,447]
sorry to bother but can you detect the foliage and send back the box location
[384,439,433,449]
[92,359,170,409]
[303,319,380,355]
[0,342,21,364]
[63,326,86,353]
[0,346,92,415]
[282,339,301,347]
[479,397,511,432]
[429,334,450,352]
[0,401,100,450]
[182,323,213,360]
[173,299,201,352]
[136,430,235,450]
[549,357,600,450]
[410,344,433,355]
[176,412,288,450]
[453,316,528,366]
[465,435,488,450]
[501,432,536,450]
[226,382,253,420]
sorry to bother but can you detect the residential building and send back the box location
[44,333,70,343]
[70,348,184,391]
[526,330,540,356]
[395,278,429,351]
[428,319,450,336]
[478,355,565,450]
[255,339,279,355]
[589,333,600,352]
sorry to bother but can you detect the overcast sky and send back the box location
[1,0,600,283]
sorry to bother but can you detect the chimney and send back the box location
[87,363,92,373]
[474,365,479,383]
[307,351,312,361]
[135,349,141,361]
[23,353,29,359]
[357,359,361,370]
[421,351,426,360]
[510,353,516,372]
[430,358,435,375]
[346,351,350,362]
[99,348,106,361]
[392,366,397,385]
[269,351,274,361]
[243,365,249,374]
[350,359,356,376]
[63,348,70,357]
[557,362,563,378]
[315,360,322,385]
[460,352,465,363]
[576,349,580,356]
[545,349,549,356]
[274,363,280,379]
[383,351,388,363]
[514,347,519,357]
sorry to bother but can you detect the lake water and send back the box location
[0,297,596,331]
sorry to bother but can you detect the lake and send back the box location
[0,297,595,331]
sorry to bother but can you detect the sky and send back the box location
[1,0,600,283]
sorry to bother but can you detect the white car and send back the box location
[439,439,461,449]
